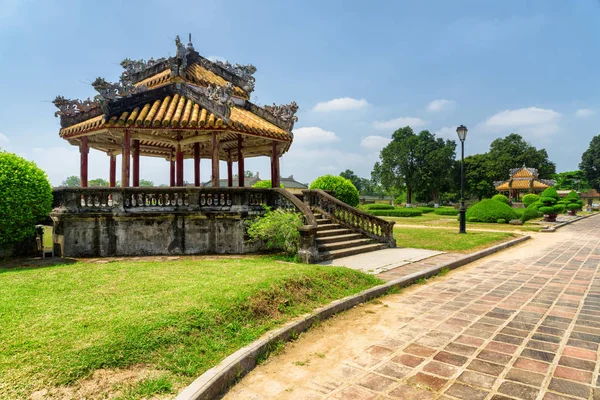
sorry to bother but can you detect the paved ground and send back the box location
[319,248,446,274]
[224,215,600,400]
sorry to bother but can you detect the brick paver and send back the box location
[224,216,600,399]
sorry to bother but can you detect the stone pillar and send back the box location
[211,132,220,187]
[132,139,140,187]
[80,136,89,187]
[227,150,233,187]
[109,154,116,188]
[121,130,131,188]
[271,142,280,188]
[194,142,201,187]
[169,157,175,187]
[176,143,184,186]
[237,134,244,187]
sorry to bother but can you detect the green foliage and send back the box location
[139,179,154,187]
[247,207,303,255]
[563,190,583,213]
[539,206,555,214]
[520,207,542,222]
[539,187,560,215]
[61,175,80,187]
[418,207,435,214]
[492,194,510,204]
[552,170,590,191]
[88,178,108,187]
[434,208,459,216]
[567,203,581,211]
[367,209,422,217]
[522,194,540,207]
[309,175,359,206]
[580,135,600,190]
[0,152,53,246]
[527,200,544,211]
[359,203,395,210]
[497,219,507,224]
[465,199,518,223]
[252,180,284,189]
[554,203,566,214]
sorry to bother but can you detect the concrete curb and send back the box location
[541,212,597,232]
[175,235,530,400]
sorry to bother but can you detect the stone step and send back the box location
[316,218,331,225]
[315,228,354,237]
[317,238,373,252]
[318,243,387,261]
[315,233,364,244]
[316,223,342,231]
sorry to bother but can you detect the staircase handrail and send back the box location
[303,189,395,246]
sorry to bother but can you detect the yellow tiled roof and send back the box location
[495,179,549,190]
[185,64,247,98]
[59,94,290,140]
[513,169,534,178]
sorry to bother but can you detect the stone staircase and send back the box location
[314,211,387,261]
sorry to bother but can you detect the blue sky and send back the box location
[0,0,598,186]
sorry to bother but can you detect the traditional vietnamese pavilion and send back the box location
[494,165,555,201]
[53,34,297,189]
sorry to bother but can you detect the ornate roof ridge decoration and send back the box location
[509,165,539,178]
[244,101,298,132]
[120,57,168,84]
[53,96,98,118]
[169,35,188,78]
[213,60,256,93]
[540,179,556,186]
[192,54,256,94]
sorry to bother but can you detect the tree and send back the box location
[463,154,495,200]
[62,175,81,187]
[0,152,53,246]
[551,171,590,191]
[415,132,456,205]
[245,170,254,178]
[580,135,600,191]
[487,134,556,181]
[88,178,109,187]
[139,179,154,187]
[339,170,362,191]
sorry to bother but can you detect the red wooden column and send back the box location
[132,139,140,187]
[194,142,201,187]
[169,156,175,187]
[109,153,116,187]
[176,143,184,186]
[271,142,280,188]
[121,130,131,187]
[237,134,244,187]
[211,132,220,187]
[80,136,89,187]
[227,150,233,187]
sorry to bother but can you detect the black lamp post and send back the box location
[456,125,468,234]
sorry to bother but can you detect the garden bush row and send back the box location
[367,209,423,217]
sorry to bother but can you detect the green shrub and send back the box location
[563,190,583,213]
[367,209,423,217]
[0,152,53,246]
[554,203,566,214]
[252,180,284,188]
[538,187,561,215]
[567,203,581,211]
[492,194,510,205]
[539,206,555,214]
[418,207,435,214]
[520,207,541,222]
[497,218,507,224]
[465,199,518,223]
[513,208,525,217]
[528,200,543,211]
[434,208,459,216]
[522,194,540,207]
[247,207,303,255]
[309,175,360,207]
[360,203,395,210]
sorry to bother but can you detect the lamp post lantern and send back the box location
[456,125,468,234]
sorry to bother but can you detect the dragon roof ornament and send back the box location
[120,57,166,83]
[200,83,235,107]
[52,96,98,118]
[264,101,299,123]
[214,60,256,93]
[169,35,188,78]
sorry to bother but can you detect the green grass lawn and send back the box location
[383,214,543,232]
[394,227,516,252]
[0,257,381,399]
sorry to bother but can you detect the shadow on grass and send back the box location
[0,257,78,274]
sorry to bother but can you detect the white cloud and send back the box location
[360,136,390,151]
[427,99,455,112]
[293,126,340,146]
[373,117,428,130]
[482,107,561,137]
[313,97,369,112]
[434,126,458,139]
[576,108,595,118]
[0,133,9,144]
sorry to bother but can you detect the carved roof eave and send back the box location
[244,101,296,132]
[126,59,171,85]
[59,83,232,129]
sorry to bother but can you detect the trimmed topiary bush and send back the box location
[434,208,459,216]
[497,218,507,224]
[522,194,540,207]
[564,190,584,215]
[418,207,435,214]
[367,209,423,217]
[252,180,284,188]
[310,175,360,207]
[539,187,561,221]
[520,207,541,222]
[492,194,510,205]
[360,204,395,210]
[0,152,53,247]
[465,199,518,223]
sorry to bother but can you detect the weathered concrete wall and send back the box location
[52,212,264,258]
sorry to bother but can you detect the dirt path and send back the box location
[223,215,600,399]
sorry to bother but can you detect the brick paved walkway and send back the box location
[224,215,600,400]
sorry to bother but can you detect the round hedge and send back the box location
[360,203,395,210]
[310,175,360,207]
[465,199,518,223]
[252,180,284,189]
[520,207,541,222]
[522,194,539,207]
[0,152,53,246]
[492,194,510,205]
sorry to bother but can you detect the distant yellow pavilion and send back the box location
[494,165,555,201]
